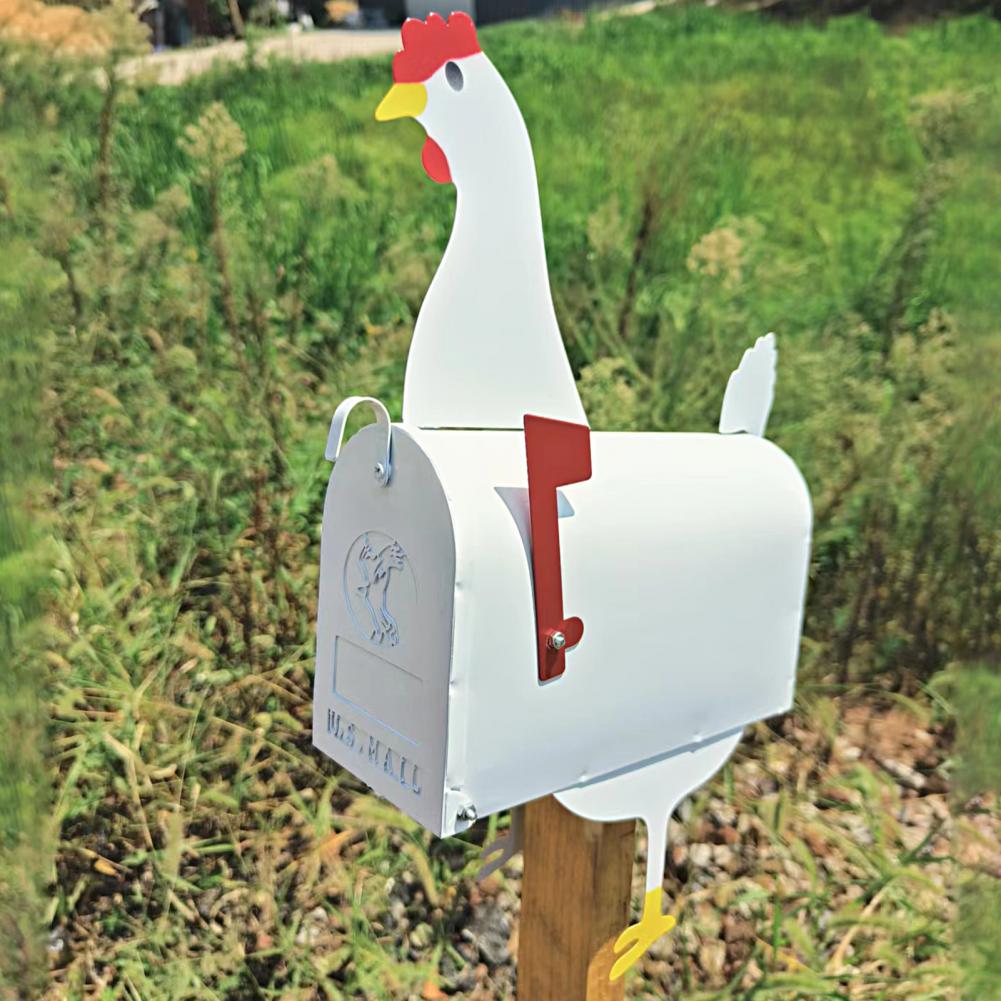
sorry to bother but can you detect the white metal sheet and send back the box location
[312,425,456,834]
[556,729,743,892]
[401,51,587,430]
[415,429,811,832]
[719,333,777,437]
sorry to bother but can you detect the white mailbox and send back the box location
[313,418,811,838]
[312,10,813,980]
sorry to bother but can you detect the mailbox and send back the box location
[312,11,814,979]
[312,404,811,838]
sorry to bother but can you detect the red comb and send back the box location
[392,11,481,84]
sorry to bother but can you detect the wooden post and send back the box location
[518,797,636,1001]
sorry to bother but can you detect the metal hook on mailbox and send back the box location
[325,396,393,487]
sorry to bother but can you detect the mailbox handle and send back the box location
[326,396,393,487]
[524,414,592,682]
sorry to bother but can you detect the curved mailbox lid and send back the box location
[412,429,812,827]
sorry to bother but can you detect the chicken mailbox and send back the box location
[312,11,812,982]
[315,404,811,835]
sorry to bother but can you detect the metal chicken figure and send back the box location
[314,11,812,983]
[375,11,586,430]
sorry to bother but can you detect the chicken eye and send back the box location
[445,61,464,92]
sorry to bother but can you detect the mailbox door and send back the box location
[313,426,456,835]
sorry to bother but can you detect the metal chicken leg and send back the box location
[556,728,744,980]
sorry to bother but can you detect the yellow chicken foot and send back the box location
[609,886,676,981]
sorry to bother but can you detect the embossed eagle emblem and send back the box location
[353,534,407,647]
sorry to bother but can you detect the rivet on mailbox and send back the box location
[313,12,812,982]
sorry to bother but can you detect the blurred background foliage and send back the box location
[0,3,999,999]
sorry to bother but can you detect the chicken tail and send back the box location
[718,332,777,438]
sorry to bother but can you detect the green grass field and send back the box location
[1,6,999,999]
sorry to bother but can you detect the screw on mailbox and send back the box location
[547,631,567,651]
[457,804,478,824]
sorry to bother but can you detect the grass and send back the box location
[951,667,1001,999]
[0,148,60,996]
[0,5,999,998]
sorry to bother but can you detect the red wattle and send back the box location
[421,136,451,185]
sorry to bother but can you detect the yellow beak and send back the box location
[375,82,428,122]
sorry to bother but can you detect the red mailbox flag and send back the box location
[523,415,592,682]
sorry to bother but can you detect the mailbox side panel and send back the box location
[313,426,456,836]
[418,430,811,829]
